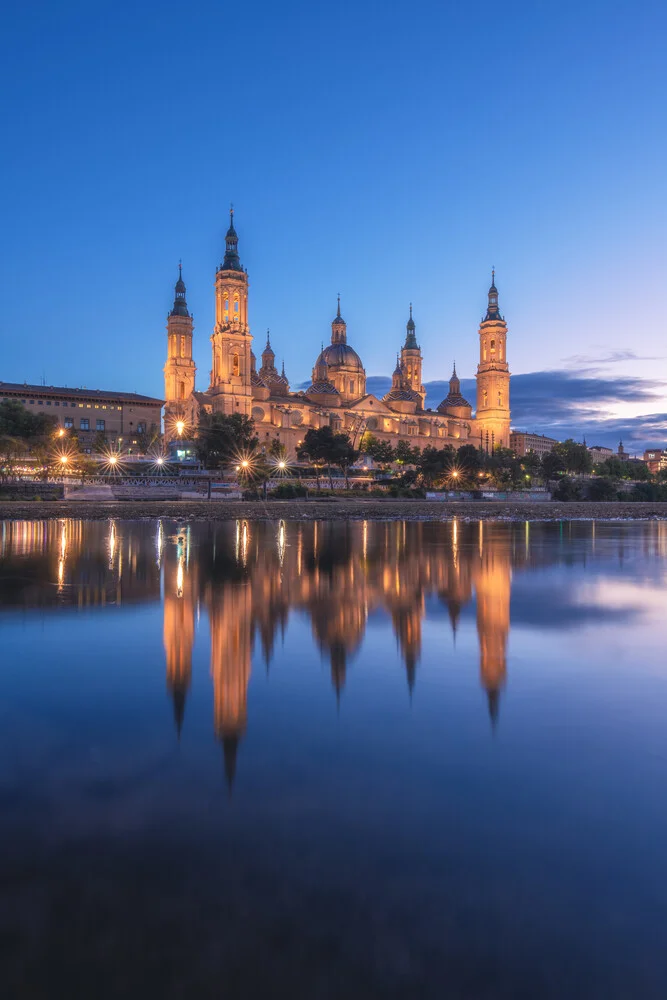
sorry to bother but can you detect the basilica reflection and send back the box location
[2,516,667,788]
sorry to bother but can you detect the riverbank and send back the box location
[0,499,666,521]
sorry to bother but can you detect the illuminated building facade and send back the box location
[163,212,512,451]
[0,382,162,453]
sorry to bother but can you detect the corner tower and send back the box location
[209,208,253,416]
[400,304,425,407]
[475,271,510,449]
[164,264,196,433]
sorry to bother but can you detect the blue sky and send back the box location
[1,0,666,449]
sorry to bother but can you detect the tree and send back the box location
[456,444,485,474]
[196,412,258,470]
[394,440,420,466]
[268,438,287,461]
[552,476,583,501]
[596,456,625,479]
[361,434,395,468]
[587,477,618,501]
[416,445,457,488]
[137,422,161,456]
[0,400,57,440]
[296,426,358,489]
[542,449,567,479]
[553,439,592,475]
[92,431,107,454]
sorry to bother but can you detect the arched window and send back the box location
[178,382,185,400]
[490,339,496,350]
[498,392,502,407]
[234,299,239,313]
[349,379,355,395]
[233,353,240,377]
[483,390,488,408]
[224,298,229,310]
[483,342,487,361]
[170,334,177,356]
[180,336,186,358]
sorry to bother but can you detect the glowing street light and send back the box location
[241,460,249,469]
[57,428,65,438]
[109,455,117,466]
[278,460,286,470]
[176,420,185,437]
[60,455,68,466]
[156,456,164,466]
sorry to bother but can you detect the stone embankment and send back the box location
[0,499,666,521]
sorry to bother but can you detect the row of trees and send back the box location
[193,415,663,496]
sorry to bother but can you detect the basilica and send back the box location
[163,212,511,455]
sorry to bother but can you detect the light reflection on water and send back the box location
[1,518,667,998]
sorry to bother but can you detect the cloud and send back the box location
[561,349,665,368]
[300,369,667,452]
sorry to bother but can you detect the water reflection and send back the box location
[2,518,667,769]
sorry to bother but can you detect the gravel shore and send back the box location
[0,499,666,521]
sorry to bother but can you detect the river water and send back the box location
[1,518,666,999]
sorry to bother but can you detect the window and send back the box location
[96,419,105,431]
[29,399,34,404]
[483,391,488,408]
[80,418,89,430]
[55,402,60,407]
[234,300,239,312]
[178,382,185,400]
[46,401,51,406]
[349,379,354,394]
[180,336,186,358]
[490,340,496,350]
[232,353,240,376]
[137,422,145,433]
[224,298,229,310]
[64,417,73,429]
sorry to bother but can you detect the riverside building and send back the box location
[163,212,512,455]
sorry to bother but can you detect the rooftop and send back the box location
[0,382,163,405]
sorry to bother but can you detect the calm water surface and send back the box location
[1,518,666,999]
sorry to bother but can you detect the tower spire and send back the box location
[171,262,189,317]
[221,205,241,271]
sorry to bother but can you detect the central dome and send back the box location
[319,343,364,371]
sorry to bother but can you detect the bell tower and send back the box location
[164,264,196,432]
[400,304,425,407]
[209,208,253,416]
[475,271,511,449]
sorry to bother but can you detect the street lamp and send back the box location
[156,456,164,466]
[60,455,68,465]
[278,460,286,470]
[109,455,117,466]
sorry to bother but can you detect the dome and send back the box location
[385,388,421,403]
[251,370,269,388]
[319,343,364,371]
[307,380,339,397]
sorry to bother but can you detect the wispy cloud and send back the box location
[561,348,665,369]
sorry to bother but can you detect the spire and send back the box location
[331,294,347,344]
[221,204,242,271]
[262,331,275,365]
[484,268,501,321]
[450,362,460,393]
[404,303,418,349]
[170,262,189,317]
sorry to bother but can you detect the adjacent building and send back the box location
[510,431,559,457]
[644,448,667,474]
[163,211,512,454]
[0,381,162,453]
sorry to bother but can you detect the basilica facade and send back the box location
[163,212,511,455]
